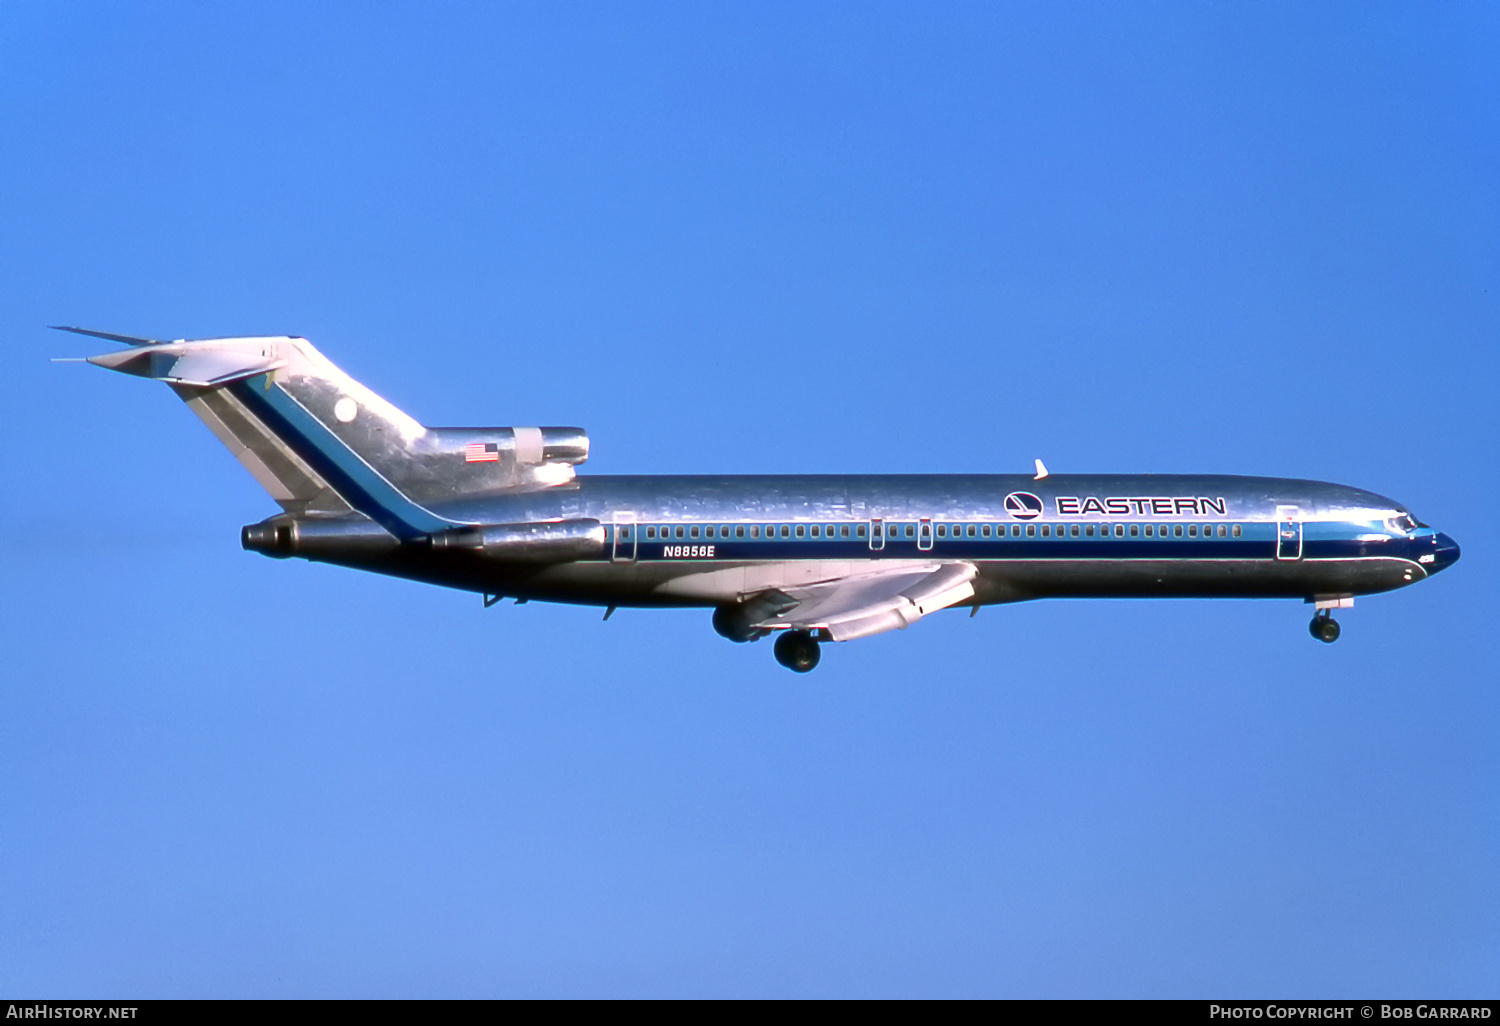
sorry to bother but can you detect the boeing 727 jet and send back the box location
[62,327,1461,672]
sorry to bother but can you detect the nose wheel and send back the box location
[773,630,821,672]
[1309,611,1341,644]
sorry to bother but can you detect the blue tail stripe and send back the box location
[229,376,454,539]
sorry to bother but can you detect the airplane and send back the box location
[59,326,1461,672]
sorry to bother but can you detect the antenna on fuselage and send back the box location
[1033,458,1049,480]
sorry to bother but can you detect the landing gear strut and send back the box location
[1309,610,1341,644]
[773,630,821,673]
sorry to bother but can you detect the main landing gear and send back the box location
[773,630,821,673]
[1309,610,1341,644]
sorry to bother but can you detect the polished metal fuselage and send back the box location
[264,472,1458,610]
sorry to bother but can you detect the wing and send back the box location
[754,562,978,641]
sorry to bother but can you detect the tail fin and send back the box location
[61,329,590,539]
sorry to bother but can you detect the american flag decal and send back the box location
[464,442,500,463]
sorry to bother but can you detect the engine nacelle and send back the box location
[425,519,606,563]
[242,517,400,559]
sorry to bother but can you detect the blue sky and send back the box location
[1,1,1495,998]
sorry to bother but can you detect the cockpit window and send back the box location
[1388,514,1423,533]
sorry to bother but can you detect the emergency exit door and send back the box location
[612,518,637,562]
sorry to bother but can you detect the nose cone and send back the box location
[1430,532,1461,574]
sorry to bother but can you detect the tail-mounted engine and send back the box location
[243,515,605,564]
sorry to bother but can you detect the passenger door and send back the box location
[1275,505,1302,560]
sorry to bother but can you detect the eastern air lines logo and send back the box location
[1003,492,1044,520]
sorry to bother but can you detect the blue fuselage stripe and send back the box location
[229,377,453,539]
[608,530,1427,566]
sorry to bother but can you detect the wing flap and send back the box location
[758,562,977,642]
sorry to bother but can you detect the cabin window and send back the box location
[937,525,947,538]
[840,525,850,538]
[1026,524,1035,537]
[1086,525,1095,537]
[690,526,700,539]
[1218,524,1227,538]
[981,525,991,537]
[1144,525,1154,537]
[1129,524,1139,537]
[1232,524,1242,537]
[646,527,656,539]
[1114,525,1125,537]
[1188,525,1198,537]
[735,525,745,538]
[1007,525,1018,537]
[780,525,790,538]
[1041,525,1050,538]
[965,525,975,538]
[794,525,804,538]
[706,526,717,538]
[811,525,821,538]
[1071,524,1080,537]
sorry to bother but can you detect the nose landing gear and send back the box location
[773,630,821,672]
[1309,610,1341,644]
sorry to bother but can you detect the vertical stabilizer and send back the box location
[64,329,589,539]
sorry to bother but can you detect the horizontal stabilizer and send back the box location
[51,325,164,347]
[87,342,285,387]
